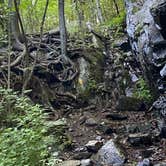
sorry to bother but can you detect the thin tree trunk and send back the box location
[96,0,103,23]
[75,0,85,35]
[88,0,96,23]
[58,0,67,59]
[14,0,29,62]
[75,0,82,29]
[8,0,22,46]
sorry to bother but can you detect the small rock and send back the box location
[69,128,74,132]
[81,159,93,166]
[58,160,80,166]
[73,151,92,160]
[105,113,127,121]
[94,139,125,165]
[128,133,152,146]
[137,158,150,166]
[160,64,166,77]
[130,73,139,82]
[95,136,102,141]
[85,118,97,126]
[97,124,114,135]
[74,147,87,152]
[125,87,134,97]
[52,151,59,157]
[85,140,103,152]
[117,96,145,112]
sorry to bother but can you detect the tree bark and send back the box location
[8,0,23,50]
[96,0,103,23]
[58,0,67,59]
[8,0,21,40]
[75,0,82,31]
[0,0,5,31]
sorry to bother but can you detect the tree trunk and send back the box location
[74,0,85,36]
[75,0,82,30]
[58,0,67,59]
[96,0,103,23]
[0,0,5,30]
[8,0,23,50]
[89,0,96,23]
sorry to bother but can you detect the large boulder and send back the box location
[125,0,166,94]
[93,139,125,166]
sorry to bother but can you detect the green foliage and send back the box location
[108,11,126,28]
[133,78,153,103]
[78,77,98,100]
[0,88,51,166]
[0,0,126,38]
[45,118,71,152]
[86,78,97,93]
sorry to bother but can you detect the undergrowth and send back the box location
[133,78,153,103]
[108,11,126,28]
[0,88,52,166]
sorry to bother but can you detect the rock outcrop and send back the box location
[125,0,166,94]
[125,0,166,140]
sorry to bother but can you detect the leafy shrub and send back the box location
[108,11,126,28]
[86,78,97,94]
[0,88,51,166]
[133,78,153,103]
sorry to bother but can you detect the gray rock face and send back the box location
[94,139,125,166]
[125,0,166,93]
